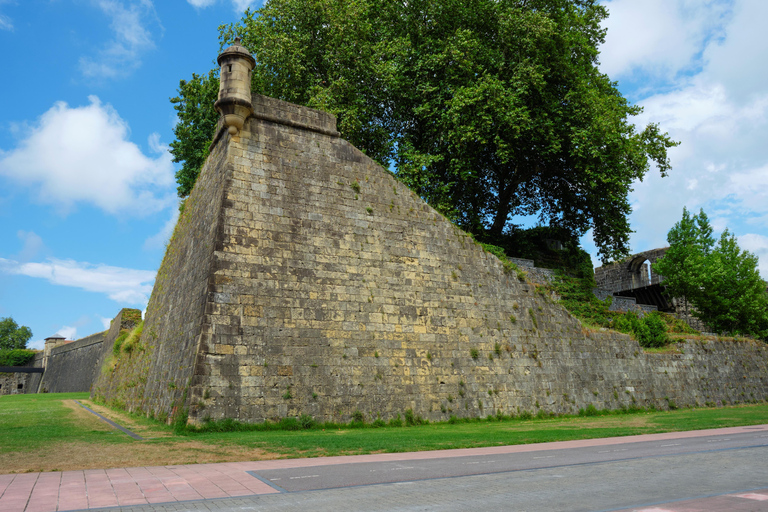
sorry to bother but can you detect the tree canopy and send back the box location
[654,208,768,338]
[170,0,678,262]
[0,317,32,350]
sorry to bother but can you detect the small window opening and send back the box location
[17,383,24,389]
[228,65,232,72]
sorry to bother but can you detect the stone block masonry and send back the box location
[93,93,768,425]
[39,332,105,393]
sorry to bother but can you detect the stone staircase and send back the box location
[508,257,557,284]
[592,288,658,315]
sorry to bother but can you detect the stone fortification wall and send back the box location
[97,93,768,424]
[594,248,668,294]
[0,353,43,395]
[91,131,232,419]
[0,373,29,395]
[508,258,556,284]
[39,333,105,393]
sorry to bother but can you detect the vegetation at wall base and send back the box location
[4,393,768,473]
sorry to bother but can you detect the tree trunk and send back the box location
[490,180,516,236]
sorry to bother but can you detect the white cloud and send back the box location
[15,231,45,262]
[600,0,730,84]
[589,0,768,268]
[186,0,216,6]
[79,0,160,79]
[701,0,768,103]
[144,204,180,250]
[738,233,768,279]
[27,339,45,350]
[99,316,113,330]
[186,0,258,12]
[0,257,155,305]
[55,325,77,340]
[0,96,174,215]
[0,0,12,31]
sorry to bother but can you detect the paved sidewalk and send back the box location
[1,424,766,512]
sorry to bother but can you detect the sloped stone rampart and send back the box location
[96,94,768,424]
[91,132,232,418]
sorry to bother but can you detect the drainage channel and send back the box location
[74,400,144,440]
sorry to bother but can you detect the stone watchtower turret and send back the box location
[214,37,256,135]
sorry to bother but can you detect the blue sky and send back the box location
[0,0,766,349]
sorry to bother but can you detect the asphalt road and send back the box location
[85,428,768,512]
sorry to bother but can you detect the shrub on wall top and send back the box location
[0,349,37,367]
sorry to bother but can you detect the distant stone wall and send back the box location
[39,333,105,393]
[0,353,43,395]
[594,248,668,293]
[95,93,768,425]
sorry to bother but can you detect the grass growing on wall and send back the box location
[548,271,698,347]
[102,320,145,374]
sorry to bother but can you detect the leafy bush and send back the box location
[279,417,301,430]
[404,408,427,426]
[642,313,669,348]
[299,414,316,429]
[611,312,669,348]
[658,313,698,334]
[388,414,403,427]
[0,349,36,367]
[550,272,613,327]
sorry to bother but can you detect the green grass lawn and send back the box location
[2,392,768,470]
[0,392,132,455]
[188,404,768,458]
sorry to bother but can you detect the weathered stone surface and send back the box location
[39,332,105,393]
[0,353,43,395]
[92,94,768,425]
[595,248,669,293]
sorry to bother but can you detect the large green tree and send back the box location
[0,317,32,350]
[170,0,677,261]
[654,208,768,338]
[652,207,714,308]
[170,70,220,197]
